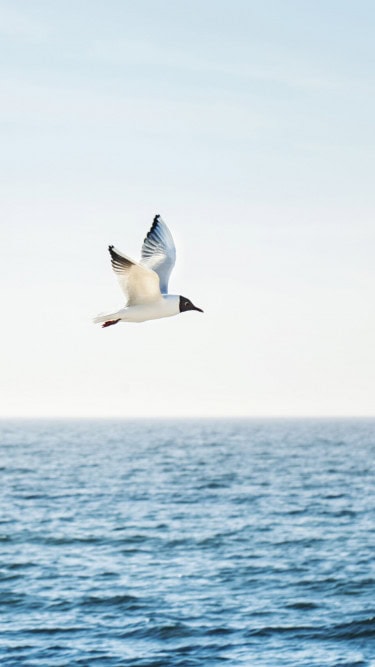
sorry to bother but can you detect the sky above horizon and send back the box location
[1,1,375,417]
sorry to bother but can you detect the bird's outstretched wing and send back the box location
[108,245,161,305]
[140,215,176,294]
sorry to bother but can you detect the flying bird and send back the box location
[94,215,203,327]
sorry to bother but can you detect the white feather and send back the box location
[108,245,162,305]
[140,215,176,293]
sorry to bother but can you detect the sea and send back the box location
[0,419,374,666]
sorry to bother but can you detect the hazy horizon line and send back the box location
[1,415,375,421]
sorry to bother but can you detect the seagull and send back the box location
[94,214,203,327]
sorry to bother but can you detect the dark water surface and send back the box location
[0,419,374,666]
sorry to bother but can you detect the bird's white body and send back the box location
[94,215,202,327]
[94,295,180,324]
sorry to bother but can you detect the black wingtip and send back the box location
[108,244,114,253]
[153,214,160,223]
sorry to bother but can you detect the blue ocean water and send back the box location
[0,419,374,667]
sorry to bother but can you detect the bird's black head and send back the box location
[179,296,204,313]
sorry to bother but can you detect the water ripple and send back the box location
[0,419,374,666]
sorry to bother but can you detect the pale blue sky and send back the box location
[1,1,375,417]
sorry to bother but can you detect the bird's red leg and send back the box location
[102,319,121,328]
